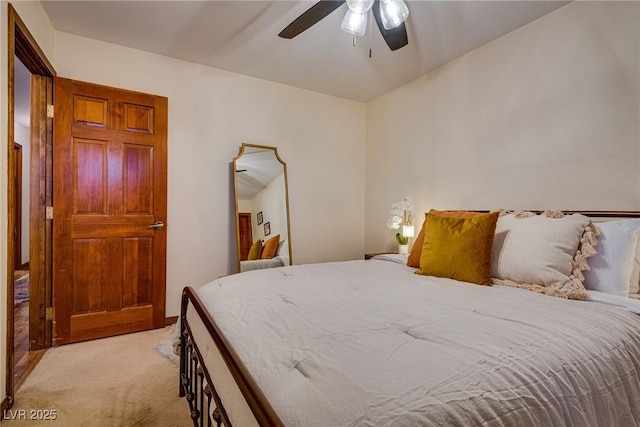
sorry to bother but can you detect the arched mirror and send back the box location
[233,143,292,273]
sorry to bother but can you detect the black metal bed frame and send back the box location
[179,286,283,427]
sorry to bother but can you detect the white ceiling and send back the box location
[40,0,569,102]
[235,147,285,199]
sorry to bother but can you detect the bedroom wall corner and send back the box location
[364,1,640,253]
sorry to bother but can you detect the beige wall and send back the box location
[53,32,367,317]
[366,1,640,253]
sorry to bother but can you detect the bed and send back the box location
[179,211,640,426]
[241,239,290,272]
[240,257,287,272]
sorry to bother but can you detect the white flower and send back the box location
[386,220,399,229]
[391,197,414,213]
[386,197,413,230]
[386,215,402,229]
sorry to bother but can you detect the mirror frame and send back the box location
[233,143,293,273]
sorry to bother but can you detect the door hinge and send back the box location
[46,206,54,219]
[46,307,53,320]
[47,104,54,118]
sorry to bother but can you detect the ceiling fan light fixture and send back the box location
[379,0,409,30]
[341,9,368,37]
[346,0,374,14]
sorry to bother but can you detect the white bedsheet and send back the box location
[587,290,640,314]
[196,259,640,426]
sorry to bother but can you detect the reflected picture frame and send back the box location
[264,222,271,236]
[257,211,263,225]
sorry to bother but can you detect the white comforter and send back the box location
[196,259,640,426]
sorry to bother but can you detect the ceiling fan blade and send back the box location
[279,0,346,39]
[371,0,408,51]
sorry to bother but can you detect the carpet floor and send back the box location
[4,326,193,427]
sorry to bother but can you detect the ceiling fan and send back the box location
[278,0,409,51]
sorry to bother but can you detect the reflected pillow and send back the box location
[416,211,499,285]
[261,234,281,259]
[407,210,483,268]
[582,219,640,297]
[247,240,262,260]
[278,239,289,261]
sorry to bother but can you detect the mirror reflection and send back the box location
[234,144,292,273]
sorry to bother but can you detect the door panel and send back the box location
[74,138,108,214]
[123,237,153,307]
[73,95,108,127]
[53,77,167,345]
[124,103,154,133]
[123,144,153,213]
[72,239,107,313]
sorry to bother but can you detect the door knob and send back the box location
[148,221,165,229]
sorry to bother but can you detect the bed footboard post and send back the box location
[180,286,284,427]
[179,290,188,398]
[181,287,217,427]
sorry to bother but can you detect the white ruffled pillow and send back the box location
[582,219,640,297]
[491,210,599,300]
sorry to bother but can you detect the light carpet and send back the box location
[4,326,193,427]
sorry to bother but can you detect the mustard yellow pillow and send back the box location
[407,210,483,268]
[416,211,499,285]
[261,234,281,259]
[247,240,263,260]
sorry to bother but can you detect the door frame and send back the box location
[4,3,56,412]
[238,212,253,261]
[12,143,22,271]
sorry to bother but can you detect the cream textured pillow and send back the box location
[491,210,600,300]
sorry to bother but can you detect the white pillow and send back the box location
[277,239,290,264]
[582,219,640,297]
[631,237,640,296]
[491,211,598,300]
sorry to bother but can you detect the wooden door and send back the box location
[53,78,168,345]
[12,143,23,270]
[238,213,252,261]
